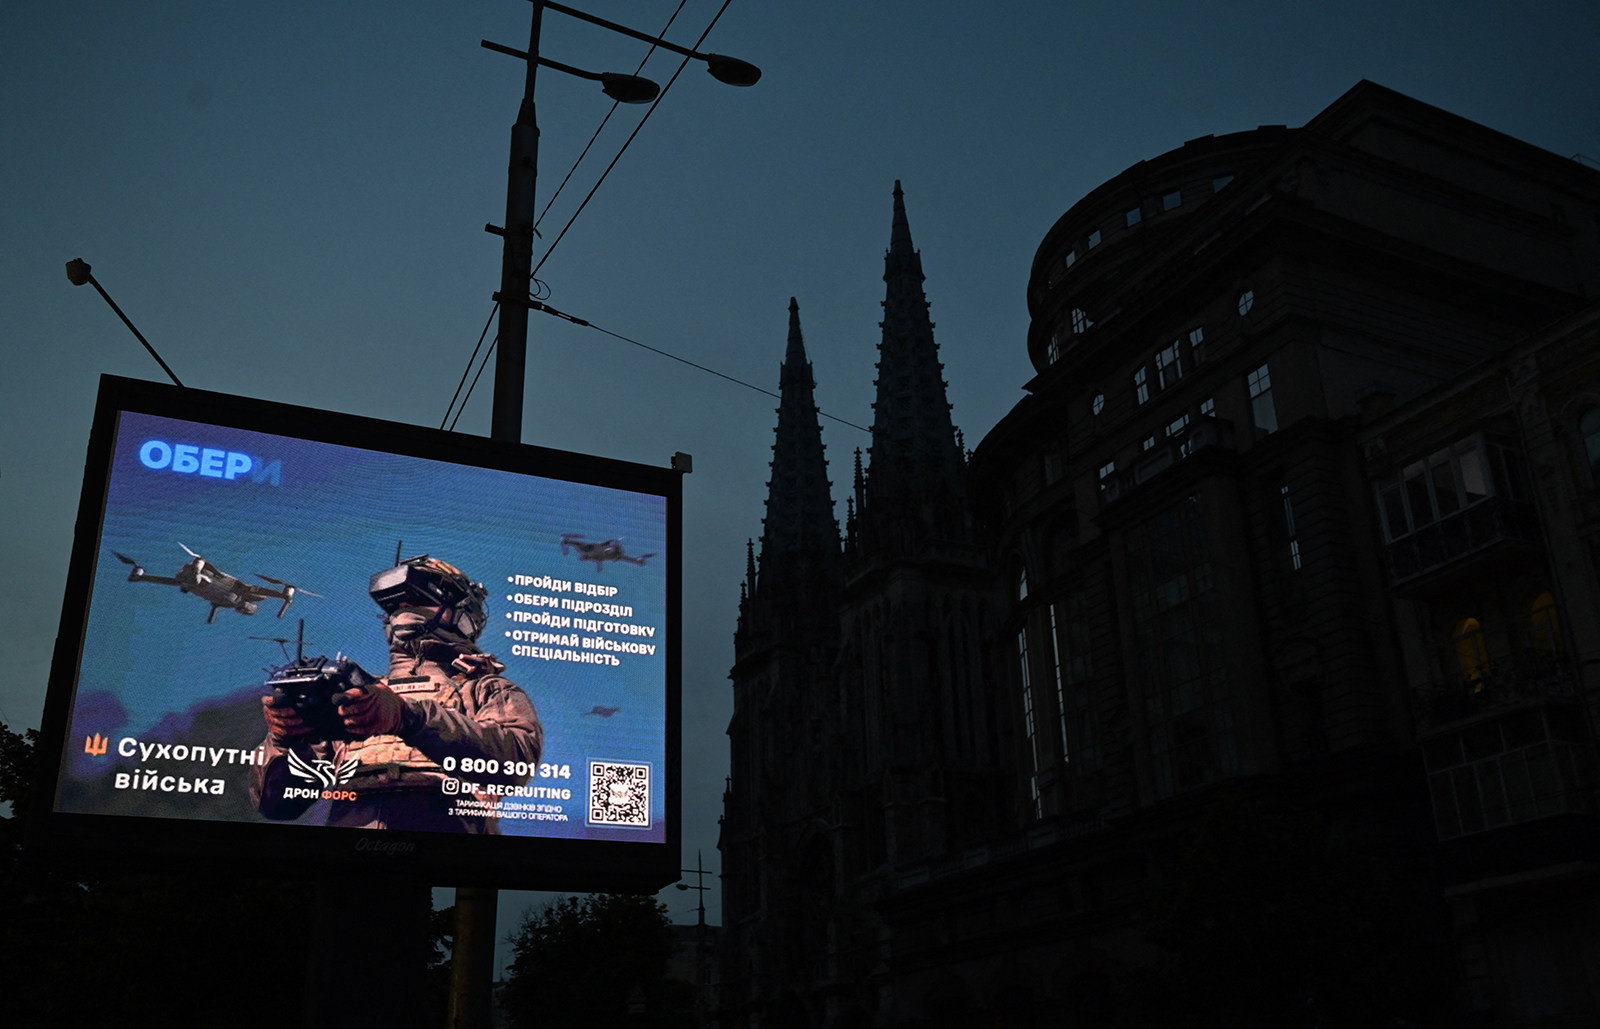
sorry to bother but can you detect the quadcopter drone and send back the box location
[560,533,655,571]
[112,543,317,622]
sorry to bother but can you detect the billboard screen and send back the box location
[30,376,680,891]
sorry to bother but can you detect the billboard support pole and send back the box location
[455,4,545,1025]
[449,886,500,1028]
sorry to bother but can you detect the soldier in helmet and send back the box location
[251,555,544,833]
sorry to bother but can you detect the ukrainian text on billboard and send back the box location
[55,411,669,845]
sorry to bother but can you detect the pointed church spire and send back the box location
[741,298,840,648]
[759,298,838,565]
[889,179,915,258]
[857,181,969,557]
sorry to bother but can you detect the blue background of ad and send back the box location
[60,411,669,843]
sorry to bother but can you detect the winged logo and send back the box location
[286,750,360,788]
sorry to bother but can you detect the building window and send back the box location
[1051,602,1100,775]
[1188,326,1207,365]
[1281,484,1302,571]
[1016,566,1028,601]
[1162,190,1182,211]
[1142,435,1157,452]
[1530,592,1562,653]
[1125,206,1142,227]
[1424,707,1593,839]
[1098,460,1117,493]
[1237,289,1255,316]
[1049,605,1070,765]
[1134,366,1150,405]
[1088,229,1102,249]
[1091,391,1105,416]
[1213,175,1234,191]
[1156,341,1183,389]
[1017,628,1042,819]
[1126,496,1235,798]
[1065,249,1077,268]
[1247,363,1277,435]
[1374,437,1511,542]
[1044,451,1064,485]
[1453,617,1489,684]
[1199,396,1215,418]
[1072,307,1092,334]
[1048,319,1070,363]
[1582,408,1600,482]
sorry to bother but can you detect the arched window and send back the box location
[1582,408,1600,483]
[1453,618,1489,685]
[1531,592,1563,653]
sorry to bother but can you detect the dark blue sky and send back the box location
[6,0,1599,957]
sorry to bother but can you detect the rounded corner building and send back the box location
[724,81,1600,1028]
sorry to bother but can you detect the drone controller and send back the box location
[266,654,378,742]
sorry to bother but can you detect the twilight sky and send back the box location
[5,0,1598,958]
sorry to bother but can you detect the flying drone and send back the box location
[560,534,655,571]
[112,543,317,622]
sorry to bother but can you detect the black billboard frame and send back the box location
[28,374,683,894]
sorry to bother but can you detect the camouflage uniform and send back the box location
[251,557,543,832]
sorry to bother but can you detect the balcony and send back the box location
[1413,649,1576,731]
[1418,660,1593,843]
[1100,418,1235,509]
[1427,734,1592,842]
[1385,495,1542,588]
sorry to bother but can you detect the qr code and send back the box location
[589,761,651,827]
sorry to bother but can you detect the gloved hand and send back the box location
[336,682,408,739]
[261,694,312,746]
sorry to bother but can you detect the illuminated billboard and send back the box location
[30,375,680,891]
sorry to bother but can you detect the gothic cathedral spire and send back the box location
[736,298,840,655]
[855,181,969,560]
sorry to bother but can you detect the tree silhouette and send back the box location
[503,892,694,1029]
[1,721,451,1028]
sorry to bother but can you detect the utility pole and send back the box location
[677,851,713,1019]
[488,2,543,446]
[458,1,756,1022]
[448,11,546,1021]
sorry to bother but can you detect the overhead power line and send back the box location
[442,302,501,430]
[534,0,691,234]
[441,297,872,436]
[530,0,736,280]
[536,300,872,434]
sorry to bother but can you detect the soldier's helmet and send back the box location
[368,555,488,641]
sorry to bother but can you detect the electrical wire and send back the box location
[533,0,690,234]
[530,298,872,435]
[449,1,723,429]
[451,333,500,433]
[530,0,736,281]
[445,293,872,436]
[441,302,501,430]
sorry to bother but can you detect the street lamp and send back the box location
[480,39,661,103]
[482,0,760,445]
[63,258,186,387]
[676,851,713,1019]
[540,1,761,87]
[451,5,756,1025]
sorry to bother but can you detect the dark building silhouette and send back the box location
[721,82,1600,1026]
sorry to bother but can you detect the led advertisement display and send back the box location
[30,376,680,891]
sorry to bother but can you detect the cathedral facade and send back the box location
[721,182,1008,1029]
[722,83,1600,1027]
